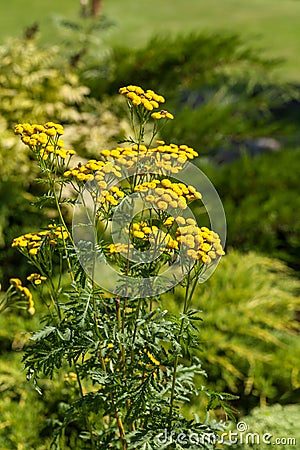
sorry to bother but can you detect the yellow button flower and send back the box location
[157,201,168,211]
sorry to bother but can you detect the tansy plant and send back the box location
[11,85,233,450]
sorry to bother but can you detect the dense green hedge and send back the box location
[164,250,300,412]
[206,148,300,270]
[86,33,297,153]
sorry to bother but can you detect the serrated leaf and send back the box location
[30,326,56,341]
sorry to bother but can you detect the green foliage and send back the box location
[0,295,50,449]
[88,33,297,153]
[0,35,130,283]
[52,13,114,75]
[6,93,231,449]
[209,149,300,270]
[0,356,51,450]
[105,33,274,97]
[0,34,128,166]
[1,0,300,82]
[232,404,300,449]
[165,250,300,411]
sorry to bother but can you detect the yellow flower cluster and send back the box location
[155,141,198,160]
[98,185,125,207]
[14,122,64,137]
[119,85,165,110]
[27,273,47,285]
[126,221,178,254]
[12,224,69,256]
[175,219,225,263]
[135,179,202,211]
[14,122,76,160]
[100,141,198,168]
[64,160,122,184]
[64,161,126,210]
[109,218,224,264]
[9,278,35,315]
[107,242,134,255]
[100,145,145,168]
[130,221,160,241]
[99,142,195,175]
[151,110,174,120]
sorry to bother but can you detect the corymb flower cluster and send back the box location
[14,122,75,161]
[13,83,225,297]
[119,85,165,110]
[108,217,224,265]
[119,84,174,120]
[12,224,69,256]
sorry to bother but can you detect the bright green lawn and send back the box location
[1,0,300,81]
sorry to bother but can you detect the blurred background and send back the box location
[0,1,299,449]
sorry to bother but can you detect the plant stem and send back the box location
[74,364,97,450]
[101,357,127,449]
[168,273,191,430]
[48,173,75,282]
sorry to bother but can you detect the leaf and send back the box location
[30,326,56,341]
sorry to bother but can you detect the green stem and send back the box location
[101,357,127,449]
[74,364,97,450]
[168,272,191,430]
[50,176,75,282]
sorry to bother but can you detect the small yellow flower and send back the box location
[9,278,22,286]
[161,194,172,203]
[100,149,111,157]
[151,110,174,120]
[29,248,38,255]
[145,194,155,202]
[167,239,179,250]
[161,179,172,188]
[200,243,211,253]
[150,100,159,108]
[133,231,145,239]
[45,127,56,137]
[201,254,212,264]
[14,124,23,135]
[178,199,187,210]
[142,99,154,111]
[186,249,198,259]
[186,218,196,226]
[157,201,168,211]
[176,216,186,225]
[132,97,142,106]
[163,217,175,226]
[142,227,152,235]
[169,200,178,208]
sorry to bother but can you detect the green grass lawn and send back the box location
[1,0,300,81]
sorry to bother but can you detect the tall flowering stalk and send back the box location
[12,86,234,450]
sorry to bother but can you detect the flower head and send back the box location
[27,273,47,285]
[14,122,75,160]
[12,224,69,255]
[119,85,165,112]
[151,110,174,120]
